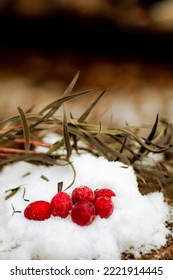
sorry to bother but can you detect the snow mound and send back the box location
[0,153,171,259]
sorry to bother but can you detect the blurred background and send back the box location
[1,0,173,126]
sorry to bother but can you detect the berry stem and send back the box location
[58,181,63,193]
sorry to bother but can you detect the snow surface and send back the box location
[0,143,172,259]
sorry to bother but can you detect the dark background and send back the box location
[0,0,173,125]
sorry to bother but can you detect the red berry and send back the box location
[51,192,72,218]
[94,188,116,200]
[94,196,114,218]
[71,201,95,226]
[24,200,51,221]
[72,186,95,204]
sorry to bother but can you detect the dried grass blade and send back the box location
[0,114,41,128]
[47,138,64,155]
[30,88,97,130]
[15,154,58,166]
[0,114,45,126]
[71,125,129,164]
[78,90,106,123]
[94,136,130,164]
[41,175,49,182]
[25,155,58,166]
[67,125,118,161]
[63,108,72,159]
[72,134,78,154]
[147,114,159,141]
[0,155,18,166]
[63,160,76,191]
[18,107,30,152]
[119,135,127,154]
[115,135,128,161]
[63,71,80,96]
[0,138,13,147]
[71,121,121,135]
[136,173,146,184]
[25,105,35,114]
[159,162,173,176]
[5,186,21,200]
[40,88,97,114]
[121,128,170,153]
[22,187,29,202]
[40,71,80,114]
[139,114,159,154]
[163,123,173,144]
[67,125,108,158]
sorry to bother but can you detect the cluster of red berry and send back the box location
[24,186,116,226]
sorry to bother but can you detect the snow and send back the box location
[0,137,172,259]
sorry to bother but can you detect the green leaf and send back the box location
[18,107,30,152]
